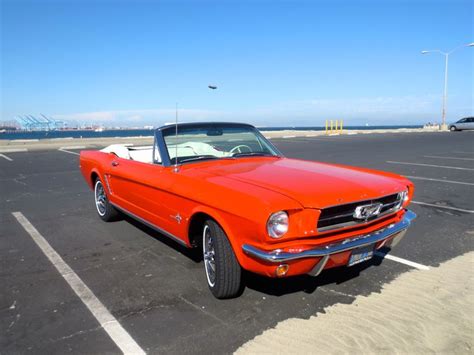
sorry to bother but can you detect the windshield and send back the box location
[162,124,280,164]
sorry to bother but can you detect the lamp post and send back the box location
[421,42,474,130]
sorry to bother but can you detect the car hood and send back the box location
[193,157,408,209]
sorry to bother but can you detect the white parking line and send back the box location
[412,201,474,214]
[0,153,13,161]
[282,135,296,138]
[59,145,86,150]
[386,161,474,171]
[58,148,80,156]
[404,176,474,186]
[275,138,323,143]
[374,251,430,270]
[12,212,145,355]
[0,148,28,153]
[423,155,474,161]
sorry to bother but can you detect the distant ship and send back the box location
[0,126,17,133]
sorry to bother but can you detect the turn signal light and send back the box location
[275,264,289,277]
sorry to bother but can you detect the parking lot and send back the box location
[1,131,473,354]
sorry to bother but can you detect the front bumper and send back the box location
[242,209,416,276]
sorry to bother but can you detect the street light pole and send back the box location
[421,42,473,130]
[442,53,448,128]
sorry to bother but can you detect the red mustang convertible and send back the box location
[80,123,416,298]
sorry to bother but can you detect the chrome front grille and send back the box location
[317,193,402,232]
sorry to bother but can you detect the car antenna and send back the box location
[174,102,179,172]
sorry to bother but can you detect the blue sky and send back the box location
[1,0,473,127]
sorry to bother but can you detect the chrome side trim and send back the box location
[103,174,113,195]
[242,210,416,263]
[110,202,188,247]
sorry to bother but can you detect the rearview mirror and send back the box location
[207,128,223,136]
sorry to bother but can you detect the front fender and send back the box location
[188,205,261,269]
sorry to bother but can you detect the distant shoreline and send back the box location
[0,125,424,141]
[0,126,451,152]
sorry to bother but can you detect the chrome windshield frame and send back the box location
[154,122,283,167]
[153,129,172,166]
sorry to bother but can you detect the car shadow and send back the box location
[243,254,386,297]
[122,215,203,263]
[122,214,391,297]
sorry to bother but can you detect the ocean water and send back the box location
[0,125,423,140]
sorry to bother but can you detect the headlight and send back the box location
[267,211,289,239]
[397,190,409,208]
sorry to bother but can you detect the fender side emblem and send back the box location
[171,213,182,224]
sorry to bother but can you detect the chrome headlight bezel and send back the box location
[267,211,289,239]
[397,190,409,209]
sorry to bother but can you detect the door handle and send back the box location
[111,161,119,167]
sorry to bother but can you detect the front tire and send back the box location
[202,220,242,299]
[94,179,120,222]
[450,125,458,132]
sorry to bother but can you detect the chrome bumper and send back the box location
[242,209,416,275]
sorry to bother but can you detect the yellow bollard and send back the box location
[325,120,328,135]
[335,120,338,133]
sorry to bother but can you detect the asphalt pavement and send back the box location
[1,131,473,354]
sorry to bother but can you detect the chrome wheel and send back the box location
[202,219,242,298]
[203,225,216,287]
[94,180,107,216]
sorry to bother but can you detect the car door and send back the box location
[108,158,194,244]
[105,156,189,240]
[456,118,468,129]
[466,117,474,130]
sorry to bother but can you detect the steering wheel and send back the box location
[230,144,252,155]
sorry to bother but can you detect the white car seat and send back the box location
[101,144,131,160]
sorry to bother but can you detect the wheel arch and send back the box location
[91,171,99,185]
[188,212,211,248]
[89,168,104,189]
[187,207,242,261]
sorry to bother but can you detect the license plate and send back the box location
[348,245,374,266]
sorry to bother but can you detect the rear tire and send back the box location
[94,179,120,222]
[202,219,242,299]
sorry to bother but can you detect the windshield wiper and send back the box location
[179,155,220,163]
[231,152,274,158]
